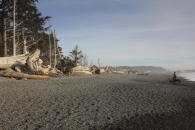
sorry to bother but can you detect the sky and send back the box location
[36,0,195,71]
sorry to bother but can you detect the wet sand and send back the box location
[0,73,195,130]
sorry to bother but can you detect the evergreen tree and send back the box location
[69,45,84,66]
[0,0,47,55]
[0,0,64,67]
[0,0,13,56]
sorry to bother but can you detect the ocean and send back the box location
[178,72,195,81]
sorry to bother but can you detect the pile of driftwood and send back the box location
[1,49,130,79]
[90,65,101,74]
[58,56,76,75]
[0,49,51,80]
[136,72,149,75]
[58,57,104,75]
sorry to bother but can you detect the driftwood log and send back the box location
[0,54,28,68]
[136,72,149,75]
[73,66,90,71]
[26,49,43,72]
[0,49,44,73]
[0,49,52,80]
[90,65,100,74]
[0,71,51,80]
[105,65,108,72]
[58,57,77,75]
[61,66,74,75]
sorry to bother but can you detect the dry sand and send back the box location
[0,73,195,130]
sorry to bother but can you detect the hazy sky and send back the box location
[36,0,195,71]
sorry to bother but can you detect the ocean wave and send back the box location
[178,72,195,81]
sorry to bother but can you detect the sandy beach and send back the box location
[0,73,195,130]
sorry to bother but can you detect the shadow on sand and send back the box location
[91,98,195,130]
[94,111,195,130]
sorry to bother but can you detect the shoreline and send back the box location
[0,73,195,129]
[178,72,195,82]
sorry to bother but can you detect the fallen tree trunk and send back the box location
[0,54,28,68]
[26,49,43,72]
[0,71,51,80]
[136,72,149,75]
[90,65,100,74]
[73,66,90,71]
[0,49,43,72]
[113,71,124,74]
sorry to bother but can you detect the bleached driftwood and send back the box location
[73,66,90,71]
[105,65,108,71]
[0,71,51,80]
[73,71,92,75]
[100,69,105,73]
[26,49,43,72]
[0,54,28,68]
[136,72,149,75]
[58,57,77,75]
[0,49,54,80]
[66,66,74,75]
[14,66,34,74]
[90,65,100,74]
[113,71,124,74]
[0,49,44,73]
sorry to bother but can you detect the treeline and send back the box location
[102,66,168,73]
[0,0,63,66]
[131,66,167,73]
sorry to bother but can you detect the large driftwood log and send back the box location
[90,65,100,74]
[0,49,43,72]
[0,54,28,68]
[112,71,124,74]
[58,57,77,75]
[26,49,43,72]
[105,65,108,71]
[0,49,54,79]
[0,49,52,78]
[136,72,149,75]
[14,66,34,74]
[61,66,74,75]
[0,71,51,80]
[73,66,90,71]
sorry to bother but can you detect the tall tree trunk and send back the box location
[3,18,7,56]
[98,58,100,68]
[53,29,56,69]
[2,0,7,57]
[56,42,61,60]
[23,38,27,54]
[13,0,16,56]
[22,24,27,54]
[48,19,51,68]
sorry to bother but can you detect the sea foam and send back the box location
[178,72,195,81]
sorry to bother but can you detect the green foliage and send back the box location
[0,0,64,66]
[69,45,84,66]
[0,0,45,55]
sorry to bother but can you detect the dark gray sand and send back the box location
[0,73,195,130]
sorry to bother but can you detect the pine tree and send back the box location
[69,45,84,66]
[0,0,46,56]
[0,0,13,56]
[0,0,64,67]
